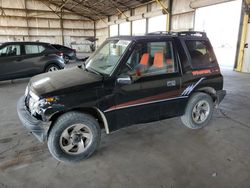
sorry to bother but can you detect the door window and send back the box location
[0,45,21,57]
[25,45,45,54]
[185,40,217,69]
[122,41,177,77]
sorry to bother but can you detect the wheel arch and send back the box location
[196,87,217,102]
[48,107,110,136]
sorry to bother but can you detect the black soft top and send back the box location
[108,31,208,42]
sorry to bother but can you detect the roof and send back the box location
[0,41,50,46]
[108,31,208,41]
[41,0,153,21]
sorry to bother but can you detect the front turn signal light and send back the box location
[45,97,56,102]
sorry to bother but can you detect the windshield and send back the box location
[86,40,131,75]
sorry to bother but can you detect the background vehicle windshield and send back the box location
[86,40,131,75]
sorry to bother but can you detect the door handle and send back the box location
[167,80,176,87]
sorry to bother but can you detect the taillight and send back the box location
[56,52,63,57]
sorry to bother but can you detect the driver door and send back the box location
[111,40,182,131]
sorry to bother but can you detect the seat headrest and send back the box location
[153,52,164,68]
[140,53,149,66]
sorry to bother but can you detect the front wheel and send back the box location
[181,92,214,129]
[48,112,101,163]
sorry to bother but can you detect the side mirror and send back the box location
[117,74,132,85]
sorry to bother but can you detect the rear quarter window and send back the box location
[25,45,45,54]
[185,40,217,69]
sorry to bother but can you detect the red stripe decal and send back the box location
[192,69,211,76]
[106,90,180,112]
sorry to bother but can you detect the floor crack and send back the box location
[218,108,250,129]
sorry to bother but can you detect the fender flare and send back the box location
[48,107,110,135]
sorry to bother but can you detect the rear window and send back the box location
[25,45,45,54]
[47,44,57,50]
[185,40,217,69]
[62,46,71,50]
[52,45,61,50]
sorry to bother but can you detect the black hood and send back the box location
[29,67,102,96]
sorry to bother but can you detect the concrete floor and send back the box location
[0,68,250,188]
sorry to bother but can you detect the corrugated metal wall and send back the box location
[0,0,236,51]
[0,0,95,52]
[95,0,196,47]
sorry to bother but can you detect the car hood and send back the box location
[29,66,103,97]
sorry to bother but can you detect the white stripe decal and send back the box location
[104,96,188,113]
[181,77,205,96]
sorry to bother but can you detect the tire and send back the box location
[63,55,70,64]
[181,92,214,129]
[45,64,60,72]
[48,111,101,163]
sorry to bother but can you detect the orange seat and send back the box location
[140,53,149,66]
[166,59,172,65]
[153,52,164,68]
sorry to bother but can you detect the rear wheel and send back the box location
[181,92,214,129]
[48,112,101,163]
[45,64,60,72]
[63,55,70,64]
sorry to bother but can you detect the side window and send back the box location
[122,41,177,78]
[0,45,21,57]
[185,40,217,69]
[25,45,45,54]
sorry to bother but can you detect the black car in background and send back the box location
[0,42,65,81]
[51,44,77,63]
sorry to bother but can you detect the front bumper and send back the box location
[17,96,48,142]
[216,90,226,105]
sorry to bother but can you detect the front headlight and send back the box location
[29,98,42,115]
[28,93,56,116]
[29,90,39,101]
[28,91,41,115]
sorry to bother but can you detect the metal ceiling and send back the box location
[41,0,153,21]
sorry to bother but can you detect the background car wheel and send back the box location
[45,64,60,72]
[48,111,101,163]
[181,92,214,129]
[63,55,70,64]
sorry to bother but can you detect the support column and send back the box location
[24,0,30,41]
[167,0,173,31]
[60,10,64,45]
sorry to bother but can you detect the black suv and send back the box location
[0,42,65,81]
[17,32,226,163]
